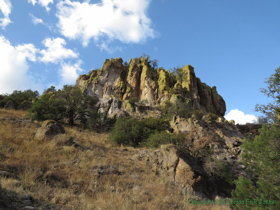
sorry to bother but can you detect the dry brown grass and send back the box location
[0,109,230,209]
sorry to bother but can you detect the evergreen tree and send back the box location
[231,67,280,209]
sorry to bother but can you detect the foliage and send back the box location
[144,132,178,148]
[161,100,191,119]
[28,93,61,121]
[28,85,98,126]
[256,67,280,124]
[109,118,149,147]
[109,117,171,147]
[140,53,158,69]
[231,126,280,209]
[139,117,170,131]
[0,89,39,110]
[231,68,280,209]
[86,112,116,131]
[139,99,149,106]
[204,157,233,185]
[128,97,139,105]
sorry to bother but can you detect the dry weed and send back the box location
[0,109,230,209]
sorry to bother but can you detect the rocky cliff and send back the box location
[76,57,226,118]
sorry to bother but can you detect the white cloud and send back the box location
[225,109,258,125]
[59,60,83,85]
[16,44,38,62]
[29,13,43,25]
[40,37,78,63]
[56,0,155,48]
[29,13,53,31]
[28,0,53,12]
[97,41,123,53]
[0,35,82,94]
[28,0,36,5]
[0,36,40,94]
[0,0,12,29]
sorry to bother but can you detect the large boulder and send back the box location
[35,120,65,141]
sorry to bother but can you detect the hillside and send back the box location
[0,109,231,209]
[0,57,255,209]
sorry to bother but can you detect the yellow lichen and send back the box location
[158,69,169,92]
[117,81,126,92]
[181,65,194,91]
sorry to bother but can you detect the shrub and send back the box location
[144,132,177,148]
[139,117,170,132]
[161,100,191,119]
[109,117,172,147]
[204,157,233,184]
[109,118,150,147]
[128,97,139,105]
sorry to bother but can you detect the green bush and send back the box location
[139,117,170,132]
[161,100,191,119]
[144,132,177,148]
[109,117,172,147]
[109,118,150,147]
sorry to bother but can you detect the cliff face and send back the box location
[76,57,226,118]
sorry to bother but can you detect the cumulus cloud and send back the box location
[0,36,40,94]
[39,37,78,63]
[28,0,53,12]
[59,60,83,85]
[225,109,258,125]
[16,43,38,62]
[56,0,155,48]
[0,0,12,29]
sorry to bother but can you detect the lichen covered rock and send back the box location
[76,57,226,117]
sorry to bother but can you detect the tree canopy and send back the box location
[256,67,280,124]
[28,85,98,126]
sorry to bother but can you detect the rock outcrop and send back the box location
[76,57,226,118]
[35,120,65,141]
[132,114,246,199]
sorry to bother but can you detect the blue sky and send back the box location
[1,0,279,124]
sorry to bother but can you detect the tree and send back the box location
[29,85,98,126]
[231,124,280,209]
[256,67,280,124]
[54,85,98,125]
[0,89,39,109]
[231,68,280,209]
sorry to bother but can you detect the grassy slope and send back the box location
[0,109,229,210]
